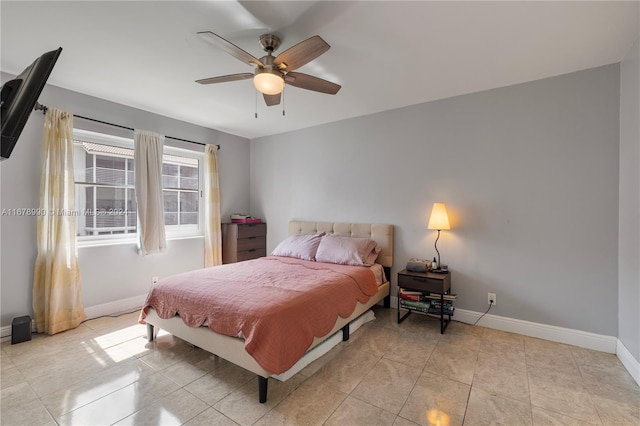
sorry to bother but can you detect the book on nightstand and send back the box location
[399,289,422,301]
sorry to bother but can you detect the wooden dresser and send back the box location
[221,222,267,263]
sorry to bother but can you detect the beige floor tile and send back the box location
[139,336,199,371]
[531,406,600,425]
[56,372,180,425]
[0,396,57,426]
[0,365,27,390]
[112,334,157,358]
[424,341,478,385]
[297,343,345,378]
[183,407,240,426]
[325,395,397,426]
[399,373,470,426]
[1,381,38,407]
[184,362,255,405]
[25,355,118,398]
[473,351,529,403]
[40,358,156,417]
[525,347,581,381]
[393,416,422,426]
[214,374,307,425]
[346,325,400,357]
[384,333,435,369]
[479,328,526,357]
[586,381,640,426]
[91,323,148,348]
[579,362,640,392]
[438,321,483,350]
[569,346,618,366]
[114,388,209,425]
[305,345,380,394]
[463,387,532,425]
[528,369,601,424]
[351,358,421,414]
[370,306,405,332]
[0,350,15,368]
[161,359,212,386]
[253,380,347,426]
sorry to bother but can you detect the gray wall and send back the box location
[250,65,621,336]
[618,36,640,362]
[0,75,251,326]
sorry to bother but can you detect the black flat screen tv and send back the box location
[1,47,62,160]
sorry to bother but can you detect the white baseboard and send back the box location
[616,339,640,387]
[393,297,618,354]
[83,293,147,320]
[0,294,147,342]
[453,308,618,353]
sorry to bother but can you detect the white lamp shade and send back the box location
[427,202,451,230]
[253,71,285,95]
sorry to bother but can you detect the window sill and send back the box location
[78,234,203,249]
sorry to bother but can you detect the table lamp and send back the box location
[427,202,450,271]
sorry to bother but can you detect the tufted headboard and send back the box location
[288,221,393,268]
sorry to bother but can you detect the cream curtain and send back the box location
[134,130,166,254]
[204,144,222,267]
[32,108,86,335]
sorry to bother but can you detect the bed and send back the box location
[140,221,393,402]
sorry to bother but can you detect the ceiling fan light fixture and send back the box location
[253,69,285,95]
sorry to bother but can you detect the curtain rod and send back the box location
[34,103,220,150]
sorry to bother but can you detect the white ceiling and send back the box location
[1,1,638,140]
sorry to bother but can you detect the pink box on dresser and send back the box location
[231,218,263,224]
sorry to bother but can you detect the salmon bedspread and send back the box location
[139,256,380,374]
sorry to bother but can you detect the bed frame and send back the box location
[145,221,393,403]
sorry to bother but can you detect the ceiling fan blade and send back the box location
[274,35,330,71]
[198,31,264,67]
[263,93,281,107]
[196,73,254,85]
[285,72,341,95]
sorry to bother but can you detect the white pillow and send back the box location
[271,233,325,261]
[315,234,378,266]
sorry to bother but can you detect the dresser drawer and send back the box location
[237,248,267,262]
[398,272,450,294]
[237,236,266,252]
[237,223,266,238]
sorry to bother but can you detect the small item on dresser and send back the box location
[406,258,431,272]
[231,214,263,224]
[432,257,438,270]
[440,263,448,272]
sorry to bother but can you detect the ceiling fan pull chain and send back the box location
[282,87,286,116]
[255,90,258,119]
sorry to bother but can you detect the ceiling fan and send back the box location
[196,31,341,107]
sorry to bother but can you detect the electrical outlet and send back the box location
[152,276,159,285]
[488,293,496,306]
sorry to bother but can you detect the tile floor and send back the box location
[1,306,639,425]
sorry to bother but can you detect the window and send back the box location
[73,129,203,243]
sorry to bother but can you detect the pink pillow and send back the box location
[315,234,378,266]
[271,233,325,261]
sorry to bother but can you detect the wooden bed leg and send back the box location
[342,324,350,341]
[384,294,391,308]
[258,376,268,403]
[147,324,155,342]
